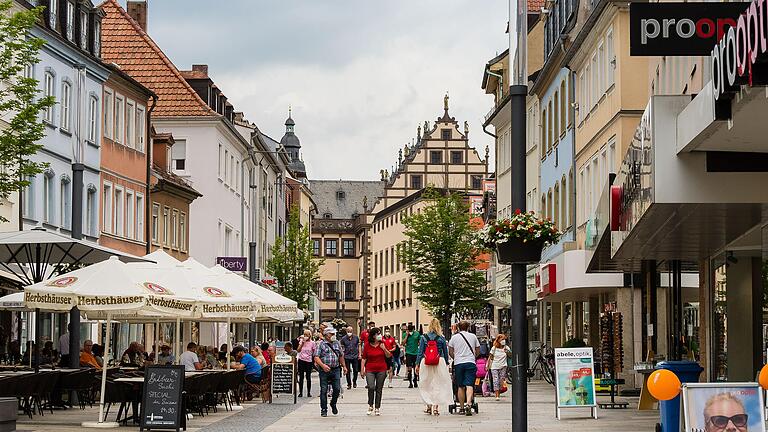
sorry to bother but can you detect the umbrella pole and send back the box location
[175,317,180,365]
[33,308,39,372]
[155,317,159,358]
[226,317,231,371]
[82,312,117,427]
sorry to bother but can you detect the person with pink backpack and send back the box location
[415,318,453,416]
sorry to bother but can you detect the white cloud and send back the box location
[144,0,507,179]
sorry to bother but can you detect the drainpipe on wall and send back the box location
[145,94,158,254]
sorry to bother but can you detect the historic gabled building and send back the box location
[310,180,384,333]
[368,96,490,333]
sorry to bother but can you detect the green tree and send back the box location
[0,1,55,222]
[267,206,323,311]
[401,188,489,333]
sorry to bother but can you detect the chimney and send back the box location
[192,64,209,76]
[127,1,148,32]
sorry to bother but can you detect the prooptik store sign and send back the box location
[630,2,748,56]
[710,0,768,102]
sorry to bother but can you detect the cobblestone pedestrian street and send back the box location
[202,375,659,432]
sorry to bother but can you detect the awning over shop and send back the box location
[599,96,768,266]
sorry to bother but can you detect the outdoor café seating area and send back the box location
[0,365,250,425]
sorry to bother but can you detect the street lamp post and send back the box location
[335,261,341,319]
[509,0,528,430]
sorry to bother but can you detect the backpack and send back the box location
[479,340,490,357]
[424,334,440,366]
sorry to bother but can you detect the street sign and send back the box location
[216,256,247,272]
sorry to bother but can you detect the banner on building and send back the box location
[554,347,598,419]
[682,383,765,432]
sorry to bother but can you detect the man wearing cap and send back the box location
[314,327,347,417]
[157,344,174,365]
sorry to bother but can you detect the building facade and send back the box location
[369,97,490,333]
[311,180,383,334]
[98,66,154,257]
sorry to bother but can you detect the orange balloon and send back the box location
[647,369,681,401]
[759,365,768,390]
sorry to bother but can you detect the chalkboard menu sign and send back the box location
[271,361,296,403]
[140,365,185,431]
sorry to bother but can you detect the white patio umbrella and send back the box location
[24,256,196,428]
[208,265,304,322]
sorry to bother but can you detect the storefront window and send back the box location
[712,261,728,381]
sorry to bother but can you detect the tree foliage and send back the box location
[0,1,55,222]
[400,188,489,331]
[267,206,323,311]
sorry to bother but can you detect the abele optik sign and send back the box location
[630,3,748,56]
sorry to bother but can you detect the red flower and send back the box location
[514,209,521,215]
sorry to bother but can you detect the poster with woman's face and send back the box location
[682,383,765,432]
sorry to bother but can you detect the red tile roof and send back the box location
[99,0,215,117]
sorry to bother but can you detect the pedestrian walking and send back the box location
[488,334,511,400]
[361,327,392,415]
[416,318,453,416]
[314,327,347,417]
[382,329,397,388]
[297,329,315,397]
[360,321,375,351]
[403,324,421,388]
[340,326,361,389]
[448,321,480,416]
[392,340,402,376]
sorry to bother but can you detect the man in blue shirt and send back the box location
[232,346,262,384]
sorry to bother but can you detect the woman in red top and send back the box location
[360,327,392,416]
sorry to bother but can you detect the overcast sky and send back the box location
[135,1,508,180]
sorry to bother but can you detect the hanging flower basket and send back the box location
[473,209,560,265]
[496,237,545,264]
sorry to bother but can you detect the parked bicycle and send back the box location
[525,344,555,385]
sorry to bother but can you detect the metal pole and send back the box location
[249,242,258,349]
[175,317,180,365]
[335,261,340,318]
[226,317,231,371]
[98,314,111,424]
[509,0,528,427]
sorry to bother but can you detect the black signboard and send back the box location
[140,365,185,431]
[630,2,748,56]
[271,361,296,403]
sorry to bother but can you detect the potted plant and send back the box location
[474,210,560,264]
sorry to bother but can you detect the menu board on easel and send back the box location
[271,357,296,404]
[140,365,185,431]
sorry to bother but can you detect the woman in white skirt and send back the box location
[415,318,453,415]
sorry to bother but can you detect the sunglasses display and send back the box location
[708,414,748,429]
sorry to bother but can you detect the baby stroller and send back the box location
[448,363,479,414]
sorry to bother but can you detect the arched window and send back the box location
[553,91,559,145]
[541,195,547,218]
[568,170,575,228]
[547,189,553,223]
[553,183,560,231]
[561,176,568,231]
[560,80,567,131]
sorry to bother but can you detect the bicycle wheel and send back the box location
[541,360,554,385]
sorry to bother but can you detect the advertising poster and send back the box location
[554,348,597,408]
[682,383,766,432]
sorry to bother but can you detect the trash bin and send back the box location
[655,361,703,432]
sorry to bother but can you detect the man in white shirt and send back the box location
[58,329,70,366]
[448,321,480,416]
[178,342,204,371]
